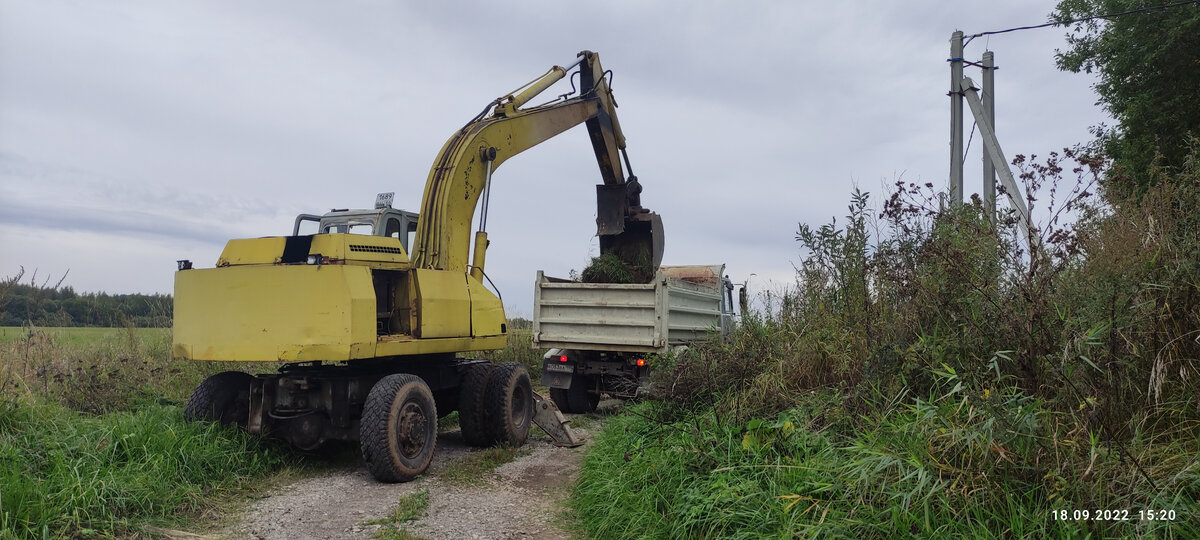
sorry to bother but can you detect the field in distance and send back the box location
[0,326,168,346]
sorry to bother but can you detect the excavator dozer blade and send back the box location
[531,391,585,447]
[599,211,664,272]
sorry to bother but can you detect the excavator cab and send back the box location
[292,193,420,252]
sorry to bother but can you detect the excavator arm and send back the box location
[412,50,663,277]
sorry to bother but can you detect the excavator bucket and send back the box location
[531,391,585,447]
[599,211,664,272]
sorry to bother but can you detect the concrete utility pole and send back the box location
[960,77,1030,240]
[982,51,996,220]
[946,35,1035,247]
[949,31,964,204]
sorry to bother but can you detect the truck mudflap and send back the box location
[531,391,584,447]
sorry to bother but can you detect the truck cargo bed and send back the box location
[531,265,727,354]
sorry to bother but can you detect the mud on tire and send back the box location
[184,371,254,427]
[483,362,533,445]
[360,374,438,483]
[457,362,494,447]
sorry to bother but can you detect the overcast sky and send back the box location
[0,0,1106,316]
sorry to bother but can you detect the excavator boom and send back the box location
[412,50,663,275]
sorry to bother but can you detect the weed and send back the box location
[0,326,303,539]
[574,395,1199,539]
[0,326,272,413]
[366,489,430,540]
[578,146,1200,538]
[474,329,544,385]
[0,400,293,539]
[437,411,460,432]
[441,446,525,485]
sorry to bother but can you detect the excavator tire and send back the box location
[482,362,533,446]
[184,371,254,427]
[360,374,437,483]
[550,373,599,414]
[458,362,494,447]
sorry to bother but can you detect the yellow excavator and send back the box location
[173,51,663,482]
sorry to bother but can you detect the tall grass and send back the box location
[0,325,295,539]
[575,393,1199,538]
[574,147,1200,538]
[476,329,544,385]
[0,326,240,413]
[0,401,289,538]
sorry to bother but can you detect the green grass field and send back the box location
[0,326,166,347]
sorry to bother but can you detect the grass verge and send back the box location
[0,400,294,539]
[0,327,309,539]
[572,392,1200,539]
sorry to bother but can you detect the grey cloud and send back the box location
[1,1,1110,301]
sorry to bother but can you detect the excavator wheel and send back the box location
[184,371,254,427]
[483,362,533,445]
[360,374,438,483]
[458,362,494,447]
[550,373,599,414]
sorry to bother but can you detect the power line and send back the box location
[963,0,1200,45]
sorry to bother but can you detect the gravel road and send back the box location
[216,422,596,540]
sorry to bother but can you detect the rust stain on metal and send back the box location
[659,265,722,288]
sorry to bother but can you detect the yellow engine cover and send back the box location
[173,264,377,362]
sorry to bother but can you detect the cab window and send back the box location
[323,220,375,235]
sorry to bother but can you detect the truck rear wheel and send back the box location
[360,374,437,483]
[550,373,599,414]
[184,371,254,427]
[483,362,533,445]
[458,363,494,447]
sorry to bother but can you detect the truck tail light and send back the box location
[636,358,646,367]
[559,355,568,362]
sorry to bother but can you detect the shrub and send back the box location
[616,147,1200,538]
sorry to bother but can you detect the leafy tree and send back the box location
[1052,0,1200,189]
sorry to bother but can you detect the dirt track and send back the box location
[217,424,595,540]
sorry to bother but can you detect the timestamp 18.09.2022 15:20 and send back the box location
[1052,509,1177,521]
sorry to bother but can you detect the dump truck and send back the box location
[534,265,738,412]
[174,50,659,482]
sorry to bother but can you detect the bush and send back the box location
[1055,151,1200,429]
[590,146,1200,538]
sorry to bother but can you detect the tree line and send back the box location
[0,270,171,328]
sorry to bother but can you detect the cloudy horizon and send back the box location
[0,1,1106,316]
